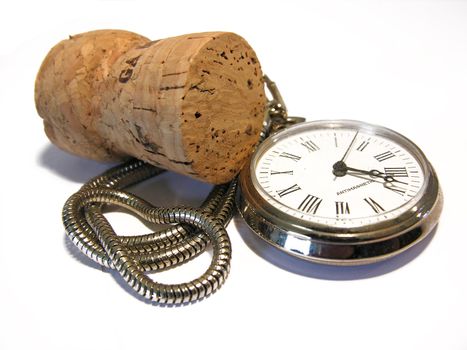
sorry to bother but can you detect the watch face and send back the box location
[252,120,428,229]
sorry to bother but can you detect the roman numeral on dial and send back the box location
[276,184,301,197]
[384,167,408,177]
[374,151,396,162]
[364,197,385,213]
[298,194,323,214]
[357,139,370,151]
[384,183,406,195]
[279,152,301,162]
[335,201,350,215]
[301,140,320,152]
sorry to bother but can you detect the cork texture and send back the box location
[35,30,150,161]
[35,30,266,184]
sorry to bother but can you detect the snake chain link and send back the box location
[63,159,236,305]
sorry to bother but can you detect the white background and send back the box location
[1,1,466,349]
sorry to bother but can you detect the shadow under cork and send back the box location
[38,144,115,183]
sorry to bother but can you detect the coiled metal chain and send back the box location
[63,159,236,305]
[62,76,296,306]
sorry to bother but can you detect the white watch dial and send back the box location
[253,122,426,228]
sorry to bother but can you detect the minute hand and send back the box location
[333,131,359,181]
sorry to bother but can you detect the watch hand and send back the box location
[340,131,359,163]
[343,171,407,196]
[333,131,359,180]
[343,171,383,184]
[346,166,408,185]
[332,161,408,185]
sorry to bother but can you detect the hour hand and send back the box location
[347,167,408,185]
[332,161,408,185]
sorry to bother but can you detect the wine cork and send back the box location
[35,30,266,184]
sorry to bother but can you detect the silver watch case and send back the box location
[236,120,443,266]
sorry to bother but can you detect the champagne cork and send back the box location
[35,30,266,184]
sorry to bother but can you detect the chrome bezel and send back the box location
[237,119,443,265]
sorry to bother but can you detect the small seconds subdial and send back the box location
[254,123,425,228]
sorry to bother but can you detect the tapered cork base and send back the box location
[35,30,266,184]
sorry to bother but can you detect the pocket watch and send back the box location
[236,77,443,265]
